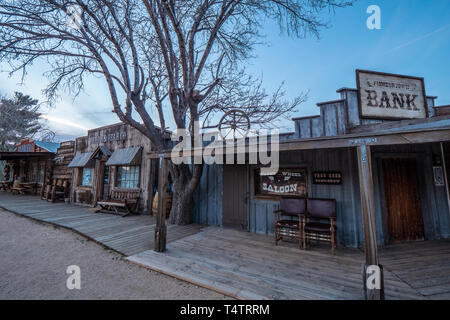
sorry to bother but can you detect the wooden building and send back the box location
[0,139,62,194]
[185,70,450,248]
[52,141,75,181]
[68,123,157,213]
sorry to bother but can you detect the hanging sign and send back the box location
[256,168,307,197]
[357,70,427,120]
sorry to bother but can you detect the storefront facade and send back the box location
[0,139,61,194]
[68,123,156,213]
[191,70,450,248]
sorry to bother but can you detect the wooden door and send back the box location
[382,158,424,243]
[222,165,249,230]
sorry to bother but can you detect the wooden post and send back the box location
[154,155,168,252]
[440,142,450,215]
[357,145,384,300]
[146,157,154,214]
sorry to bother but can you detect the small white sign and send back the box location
[433,166,445,187]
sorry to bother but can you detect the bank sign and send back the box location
[357,70,427,120]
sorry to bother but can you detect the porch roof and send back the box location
[105,147,142,166]
[148,117,450,159]
[68,152,94,168]
[0,151,55,160]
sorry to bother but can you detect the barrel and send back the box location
[152,192,173,218]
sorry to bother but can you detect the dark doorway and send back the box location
[98,163,109,201]
[382,158,424,243]
[222,165,249,230]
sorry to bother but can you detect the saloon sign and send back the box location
[258,168,307,197]
[357,70,427,120]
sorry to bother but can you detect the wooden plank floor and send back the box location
[128,227,450,300]
[0,193,203,256]
[2,193,448,300]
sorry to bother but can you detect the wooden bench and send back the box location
[97,187,140,217]
[11,180,34,195]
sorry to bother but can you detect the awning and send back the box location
[91,145,112,160]
[105,147,142,166]
[0,152,54,160]
[68,152,95,168]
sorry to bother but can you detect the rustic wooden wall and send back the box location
[294,88,439,139]
[372,143,450,244]
[53,141,75,180]
[193,142,450,247]
[192,163,223,226]
[72,123,153,213]
[248,147,364,247]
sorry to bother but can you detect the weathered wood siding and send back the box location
[294,89,439,139]
[248,148,364,247]
[193,163,223,226]
[194,142,450,248]
[372,143,450,245]
[72,123,153,212]
[53,141,75,180]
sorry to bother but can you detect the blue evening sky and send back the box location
[1,0,449,138]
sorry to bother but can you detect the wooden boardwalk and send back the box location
[0,193,203,256]
[1,193,449,300]
[128,227,450,300]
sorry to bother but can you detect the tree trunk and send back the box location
[169,180,195,225]
[168,163,203,225]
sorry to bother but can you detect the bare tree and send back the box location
[0,0,354,224]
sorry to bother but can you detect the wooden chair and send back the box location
[41,184,52,201]
[97,187,140,217]
[41,179,70,202]
[273,198,306,248]
[50,179,70,203]
[303,198,337,254]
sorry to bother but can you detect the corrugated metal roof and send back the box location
[91,145,112,159]
[105,147,142,166]
[68,152,94,168]
[35,141,60,153]
[98,145,112,156]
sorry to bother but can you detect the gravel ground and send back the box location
[0,208,230,300]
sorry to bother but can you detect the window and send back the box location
[29,162,38,182]
[38,162,45,183]
[117,166,139,188]
[81,168,94,186]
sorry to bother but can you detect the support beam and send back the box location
[357,144,384,300]
[154,156,168,252]
[440,142,450,216]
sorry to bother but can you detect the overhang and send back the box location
[0,152,55,160]
[105,147,142,166]
[68,152,95,168]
